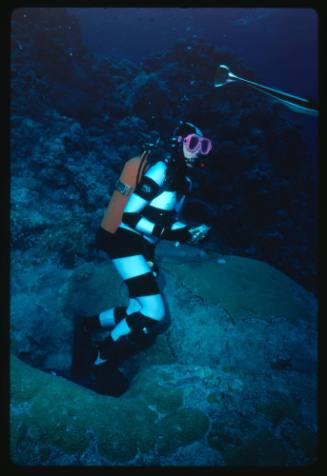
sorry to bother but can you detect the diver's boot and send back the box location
[95,334,141,367]
[90,317,159,396]
[93,361,129,397]
[90,334,141,397]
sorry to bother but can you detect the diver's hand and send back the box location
[187,224,211,244]
[161,226,191,243]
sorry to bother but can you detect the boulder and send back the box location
[10,242,318,466]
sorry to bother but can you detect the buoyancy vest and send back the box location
[101,152,149,233]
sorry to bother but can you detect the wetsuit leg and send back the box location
[69,227,164,395]
[95,254,165,362]
[94,227,165,365]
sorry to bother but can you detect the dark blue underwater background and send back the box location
[11,6,319,293]
[73,7,318,162]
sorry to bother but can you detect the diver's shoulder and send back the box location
[144,159,167,184]
[146,159,167,172]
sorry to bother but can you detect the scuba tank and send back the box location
[100,136,161,234]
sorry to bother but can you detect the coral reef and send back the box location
[10,242,317,465]
[9,9,318,467]
[10,8,317,292]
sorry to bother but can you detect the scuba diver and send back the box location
[71,121,212,396]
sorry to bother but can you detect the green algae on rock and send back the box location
[154,408,210,456]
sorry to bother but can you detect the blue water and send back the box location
[70,7,318,158]
[10,6,319,292]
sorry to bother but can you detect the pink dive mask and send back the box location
[178,133,213,156]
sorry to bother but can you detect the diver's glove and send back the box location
[160,226,192,243]
[187,224,211,244]
[157,224,211,244]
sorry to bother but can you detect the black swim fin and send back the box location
[71,315,98,380]
[42,316,130,397]
[93,361,129,397]
[69,315,129,396]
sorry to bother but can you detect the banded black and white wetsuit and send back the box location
[95,157,192,361]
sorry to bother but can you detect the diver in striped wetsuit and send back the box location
[73,122,212,395]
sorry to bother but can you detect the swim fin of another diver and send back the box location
[214,64,318,116]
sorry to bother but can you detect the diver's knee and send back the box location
[126,298,141,315]
[138,294,165,321]
[152,296,165,321]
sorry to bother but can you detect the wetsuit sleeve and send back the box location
[121,161,168,235]
[160,176,193,243]
[122,162,192,243]
[160,221,192,243]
